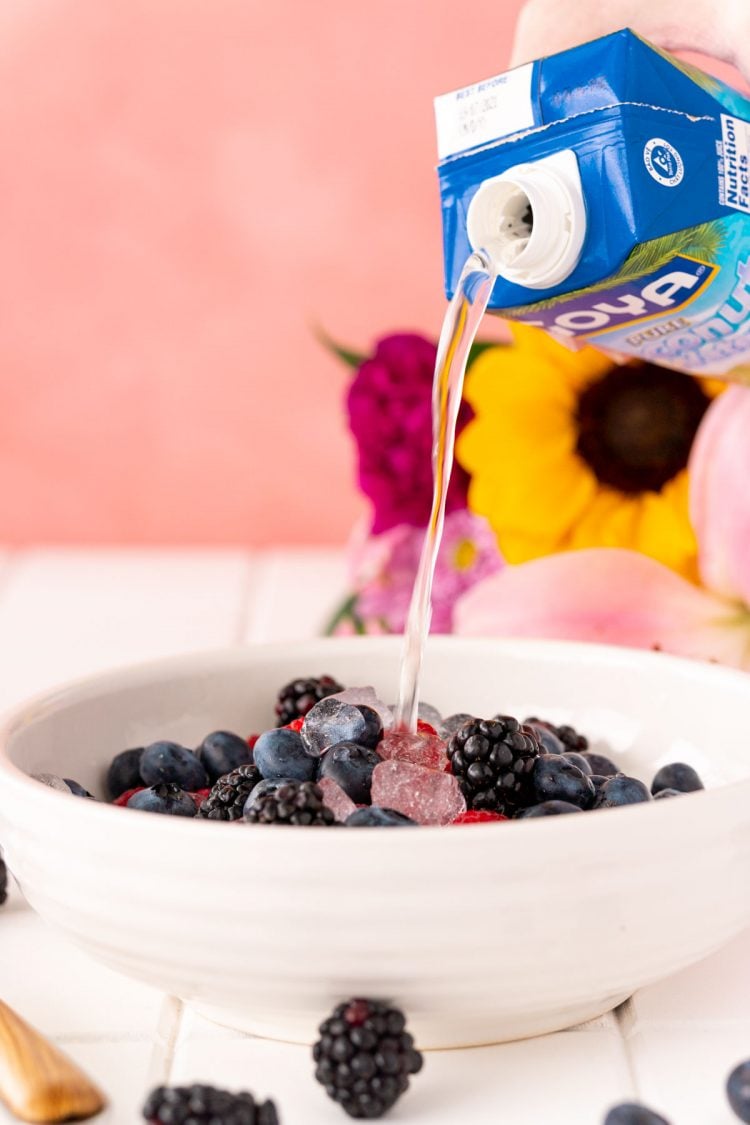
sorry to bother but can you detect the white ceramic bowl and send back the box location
[0,637,749,1049]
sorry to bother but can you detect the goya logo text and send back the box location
[518,255,716,340]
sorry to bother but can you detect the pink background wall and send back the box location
[0,4,742,546]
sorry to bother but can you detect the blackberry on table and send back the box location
[143,1084,279,1124]
[0,855,7,906]
[198,763,262,821]
[313,998,423,1119]
[526,717,589,752]
[448,716,540,816]
[244,781,337,826]
[275,675,344,727]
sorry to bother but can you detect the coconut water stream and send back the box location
[394,250,497,732]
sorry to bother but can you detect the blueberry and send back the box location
[651,762,704,795]
[653,787,684,800]
[63,779,95,799]
[301,698,372,757]
[346,807,418,827]
[106,747,144,799]
[563,751,592,774]
[354,706,384,750]
[127,783,197,816]
[243,777,298,817]
[533,755,595,809]
[140,741,208,790]
[197,730,253,784]
[253,728,317,781]
[517,800,583,817]
[727,1059,750,1123]
[604,1103,671,1125]
[594,775,651,808]
[318,742,382,804]
[589,774,610,800]
[525,721,565,755]
[580,751,619,776]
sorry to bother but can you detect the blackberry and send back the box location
[448,716,540,815]
[0,855,7,906]
[198,763,262,821]
[313,998,423,1119]
[526,717,589,752]
[244,781,337,826]
[275,675,344,727]
[142,1084,278,1124]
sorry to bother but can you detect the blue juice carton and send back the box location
[435,29,750,379]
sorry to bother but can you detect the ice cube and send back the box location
[438,713,475,740]
[331,687,394,731]
[378,731,448,771]
[371,760,466,826]
[301,698,371,757]
[317,777,358,823]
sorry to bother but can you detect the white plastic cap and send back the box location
[465,149,586,290]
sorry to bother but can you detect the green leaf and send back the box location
[323,592,368,636]
[315,326,367,369]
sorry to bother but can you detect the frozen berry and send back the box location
[313,998,423,1119]
[198,763,262,821]
[594,776,651,808]
[438,713,476,740]
[275,675,344,727]
[140,741,207,791]
[604,1104,671,1125]
[533,755,595,809]
[319,742,382,804]
[727,1059,750,1122]
[253,728,317,782]
[527,717,588,752]
[345,807,418,827]
[563,751,592,774]
[142,1083,279,1124]
[651,762,704,795]
[451,809,508,824]
[448,717,539,815]
[524,720,565,755]
[244,781,337,826]
[197,731,253,784]
[243,777,297,817]
[580,751,619,776]
[354,706,384,749]
[302,699,373,758]
[106,748,144,799]
[127,783,197,817]
[517,800,584,817]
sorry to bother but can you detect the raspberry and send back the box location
[274,675,344,727]
[247,733,260,749]
[313,998,423,1119]
[283,717,305,732]
[191,788,211,811]
[451,809,508,825]
[448,716,540,815]
[416,719,437,736]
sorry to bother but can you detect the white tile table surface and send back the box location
[0,547,747,1125]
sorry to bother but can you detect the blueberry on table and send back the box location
[106,747,144,799]
[142,1084,279,1124]
[127,783,197,817]
[313,998,423,1119]
[533,755,596,809]
[727,1059,750,1123]
[196,730,253,784]
[319,742,382,804]
[345,807,418,827]
[253,728,317,782]
[517,800,584,817]
[594,776,651,808]
[651,762,704,795]
[604,1104,671,1124]
[140,741,207,791]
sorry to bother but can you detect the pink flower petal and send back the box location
[690,386,750,605]
[454,548,750,668]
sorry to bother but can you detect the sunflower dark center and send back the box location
[575,363,711,493]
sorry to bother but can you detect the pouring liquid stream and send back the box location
[394,250,498,732]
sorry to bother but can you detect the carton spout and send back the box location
[466,149,586,289]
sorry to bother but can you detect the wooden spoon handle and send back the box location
[0,999,105,1122]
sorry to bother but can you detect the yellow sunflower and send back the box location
[457,323,723,581]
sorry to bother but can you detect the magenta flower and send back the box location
[353,510,503,634]
[347,334,473,534]
[455,386,750,668]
